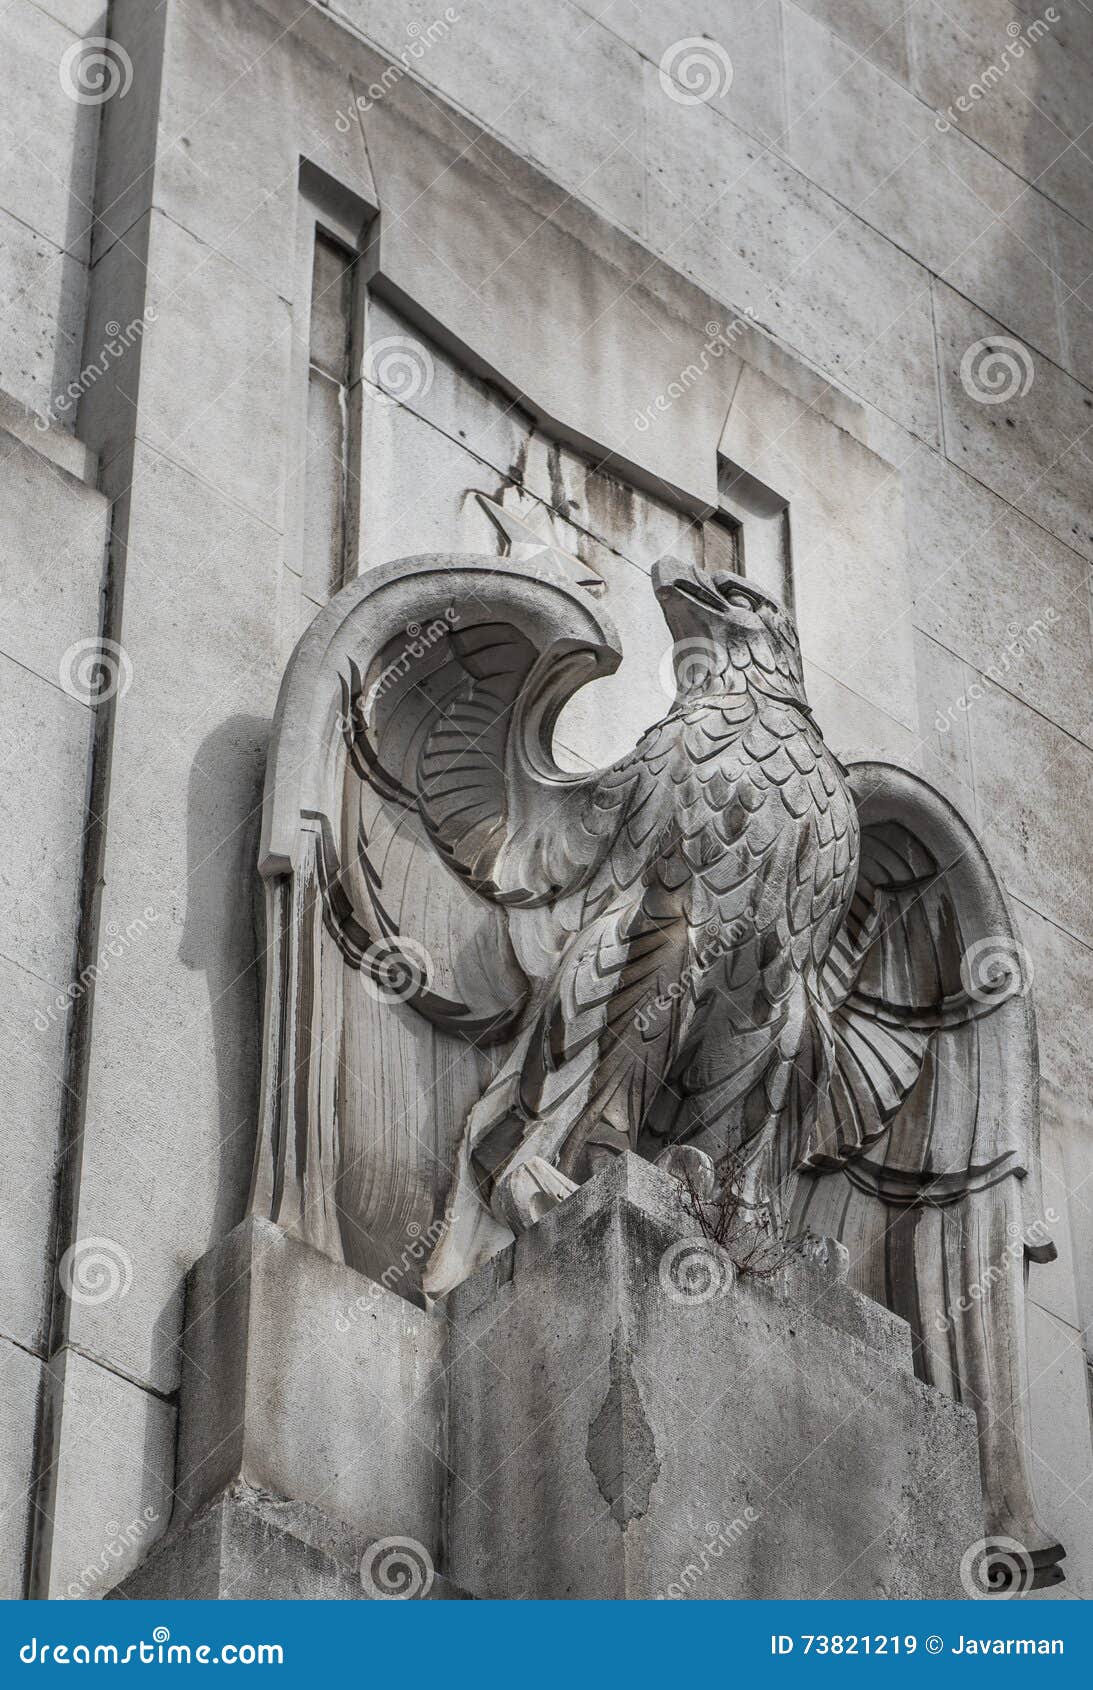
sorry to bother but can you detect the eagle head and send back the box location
[652,558,807,708]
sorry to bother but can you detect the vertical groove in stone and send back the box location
[26,0,169,1597]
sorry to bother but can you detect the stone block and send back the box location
[359,293,707,581]
[935,286,1093,566]
[586,0,786,145]
[0,206,85,424]
[910,630,980,820]
[0,0,99,263]
[0,654,90,992]
[1027,1094,1084,1333]
[134,0,375,296]
[1013,912,1093,1110]
[0,426,106,691]
[0,1337,40,1599]
[1026,1306,1093,1603]
[325,0,645,237]
[32,1347,174,1599]
[515,426,708,578]
[909,0,1093,232]
[0,391,97,482]
[356,388,509,570]
[1051,1084,1093,1362]
[84,202,292,523]
[965,674,1093,947]
[1016,1072,1093,1412]
[108,1486,469,1601]
[445,1155,982,1599]
[722,364,918,731]
[804,660,929,784]
[1051,208,1093,394]
[83,0,166,266]
[172,1218,447,1559]
[352,49,726,507]
[0,953,67,1350]
[644,67,940,444]
[71,205,152,479]
[31,2,107,31]
[105,212,294,528]
[361,296,531,488]
[57,441,281,1393]
[905,449,1093,748]
[783,7,1062,366]
[789,0,911,80]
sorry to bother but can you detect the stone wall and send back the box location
[0,0,1089,1597]
[0,407,107,1593]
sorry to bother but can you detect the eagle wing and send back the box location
[259,552,627,1046]
[251,551,626,1276]
[789,761,1063,1586]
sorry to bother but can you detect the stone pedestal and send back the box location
[110,1217,452,1600]
[111,1162,984,1600]
[445,1156,983,1600]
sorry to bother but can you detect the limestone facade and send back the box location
[0,0,1090,1598]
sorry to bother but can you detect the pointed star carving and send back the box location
[477,492,605,595]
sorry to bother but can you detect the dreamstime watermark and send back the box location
[362,611,459,711]
[335,1217,449,1330]
[659,1235,736,1304]
[362,335,435,406]
[360,1536,434,1599]
[935,9,1059,132]
[634,316,752,432]
[960,1535,1036,1598]
[34,908,159,1034]
[634,920,751,1034]
[58,1237,134,1307]
[658,636,723,699]
[64,1509,160,1600]
[19,1630,283,1665]
[934,1213,1056,1335]
[658,37,734,105]
[959,934,1034,1005]
[360,938,433,1005]
[655,1508,761,1597]
[933,610,1058,732]
[960,336,1035,403]
[59,36,133,105]
[334,10,461,128]
[59,637,134,706]
[36,310,157,432]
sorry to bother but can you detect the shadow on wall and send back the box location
[180,714,269,1246]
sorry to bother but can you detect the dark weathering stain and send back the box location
[585,1324,661,1528]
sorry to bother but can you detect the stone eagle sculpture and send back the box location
[251,525,1062,1587]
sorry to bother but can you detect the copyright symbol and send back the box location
[925,1636,943,1654]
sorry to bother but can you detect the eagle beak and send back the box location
[652,557,687,599]
[652,558,720,608]
[653,557,783,619]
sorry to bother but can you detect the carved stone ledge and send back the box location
[106,1484,471,1602]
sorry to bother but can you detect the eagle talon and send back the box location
[491,1155,579,1233]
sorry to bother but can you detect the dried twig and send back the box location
[678,1152,788,1280]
